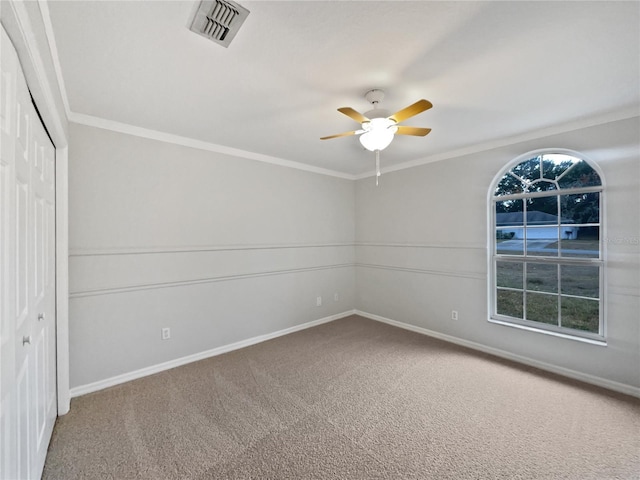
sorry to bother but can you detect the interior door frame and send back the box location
[2,0,70,414]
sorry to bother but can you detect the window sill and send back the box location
[488,318,607,346]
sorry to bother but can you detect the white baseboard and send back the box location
[70,310,356,398]
[355,310,640,399]
[70,309,639,400]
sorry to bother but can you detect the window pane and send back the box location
[527,196,558,219]
[559,225,579,241]
[542,155,577,180]
[561,296,599,333]
[526,292,558,325]
[496,230,523,255]
[561,265,599,298]
[496,199,524,224]
[512,157,541,183]
[527,263,557,293]
[495,174,524,196]
[560,229,599,258]
[527,180,557,193]
[497,289,523,318]
[558,160,602,188]
[561,193,599,224]
[496,262,523,289]
[526,228,558,257]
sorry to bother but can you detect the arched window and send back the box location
[489,151,604,342]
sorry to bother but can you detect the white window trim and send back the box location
[488,318,607,346]
[487,148,607,343]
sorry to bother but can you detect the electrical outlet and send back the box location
[451,310,458,321]
[334,293,339,302]
[161,327,171,340]
[316,296,322,307]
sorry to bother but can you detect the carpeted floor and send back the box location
[43,315,640,479]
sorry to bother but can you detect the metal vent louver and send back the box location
[190,0,250,48]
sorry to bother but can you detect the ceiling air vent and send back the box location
[190,0,250,48]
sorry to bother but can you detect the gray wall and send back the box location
[68,123,355,388]
[355,116,640,389]
[69,116,639,393]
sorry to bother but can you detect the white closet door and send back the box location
[1,25,57,480]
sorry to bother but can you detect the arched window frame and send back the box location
[488,148,606,344]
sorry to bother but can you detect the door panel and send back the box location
[34,195,45,301]
[35,326,47,447]
[46,201,56,416]
[16,359,30,480]
[15,178,29,327]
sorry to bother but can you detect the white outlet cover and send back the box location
[316,296,322,306]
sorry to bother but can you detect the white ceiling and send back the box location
[46,1,639,177]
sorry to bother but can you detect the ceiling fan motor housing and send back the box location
[365,89,385,105]
[364,90,391,121]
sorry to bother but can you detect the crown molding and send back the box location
[354,106,640,180]
[67,106,640,182]
[69,111,357,180]
[38,2,355,180]
[37,0,638,182]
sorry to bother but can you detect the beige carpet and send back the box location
[44,315,640,479]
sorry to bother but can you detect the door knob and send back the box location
[22,335,31,346]
[38,312,45,321]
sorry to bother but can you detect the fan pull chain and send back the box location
[375,149,381,186]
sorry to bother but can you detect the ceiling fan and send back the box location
[321,89,432,150]
[321,89,432,185]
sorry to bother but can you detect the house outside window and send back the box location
[489,150,605,343]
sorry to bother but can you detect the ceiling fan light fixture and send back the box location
[359,117,397,151]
